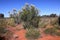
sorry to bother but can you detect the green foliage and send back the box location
[20,4,40,29]
[26,28,40,39]
[23,22,31,29]
[9,4,40,28]
[9,9,20,24]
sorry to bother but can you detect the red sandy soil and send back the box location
[7,24,27,40]
[38,35,60,40]
[7,24,60,40]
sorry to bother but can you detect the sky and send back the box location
[0,0,60,17]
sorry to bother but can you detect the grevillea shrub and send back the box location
[20,4,40,29]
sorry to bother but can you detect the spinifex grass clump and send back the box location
[50,17,58,26]
[44,28,56,35]
[44,27,60,36]
[39,21,47,28]
[51,16,60,30]
[7,18,15,27]
[0,19,8,36]
[0,19,13,39]
[26,27,40,40]
[0,27,8,35]
[0,19,7,27]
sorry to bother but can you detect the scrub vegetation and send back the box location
[0,3,60,40]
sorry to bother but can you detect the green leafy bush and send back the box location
[26,28,40,40]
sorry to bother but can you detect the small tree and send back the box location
[50,13,57,17]
[0,13,4,18]
[9,9,19,24]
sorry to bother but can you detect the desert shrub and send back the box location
[0,19,7,27]
[39,22,47,28]
[7,18,15,27]
[44,28,57,35]
[54,25,60,30]
[55,32,60,36]
[26,28,40,40]
[5,30,13,40]
[23,18,40,29]
[50,14,57,17]
[44,26,60,36]
[0,27,8,35]
[0,19,8,36]
[55,27,60,30]
[20,4,40,29]
[50,18,58,25]
[0,14,4,18]
[50,17,60,30]
[58,16,60,25]
[23,22,31,29]
[0,18,13,39]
